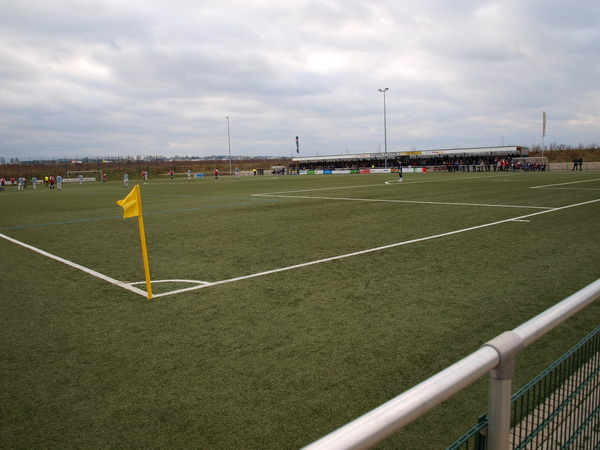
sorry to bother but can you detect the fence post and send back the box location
[483,331,524,450]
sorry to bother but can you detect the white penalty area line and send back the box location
[253,173,515,197]
[0,232,148,298]
[531,178,600,190]
[253,193,553,210]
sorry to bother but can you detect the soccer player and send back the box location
[32,176,38,189]
[49,175,55,190]
[124,173,129,187]
[188,169,192,180]
[235,167,240,179]
[78,174,83,184]
[0,177,5,191]
[214,168,219,180]
[56,174,63,191]
[398,160,403,183]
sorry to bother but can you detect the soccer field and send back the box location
[1,171,599,448]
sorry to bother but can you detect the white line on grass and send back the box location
[530,178,600,189]
[0,232,148,297]
[4,199,598,300]
[254,174,515,197]
[152,197,600,297]
[252,194,553,210]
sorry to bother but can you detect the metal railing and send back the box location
[303,278,600,450]
[448,325,600,449]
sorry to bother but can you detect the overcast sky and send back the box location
[1,0,599,159]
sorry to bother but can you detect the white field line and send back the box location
[0,232,147,297]
[253,194,553,210]
[256,173,515,197]
[152,198,600,297]
[3,199,598,299]
[530,178,600,189]
[532,188,600,191]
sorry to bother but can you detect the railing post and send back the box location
[483,331,524,450]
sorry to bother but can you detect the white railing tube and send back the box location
[484,331,524,450]
[303,278,600,450]
[512,278,600,347]
[303,347,500,450]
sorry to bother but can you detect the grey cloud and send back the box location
[0,0,598,158]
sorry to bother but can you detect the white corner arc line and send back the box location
[128,279,214,298]
[0,232,147,297]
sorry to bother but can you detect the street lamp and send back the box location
[378,88,389,168]
[226,116,232,175]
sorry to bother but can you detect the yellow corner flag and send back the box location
[116,185,153,299]
[116,184,141,218]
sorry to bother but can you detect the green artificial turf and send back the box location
[1,171,599,449]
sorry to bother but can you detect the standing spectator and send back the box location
[578,158,583,171]
[398,160,403,183]
[572,158,578,171]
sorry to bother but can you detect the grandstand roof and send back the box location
[292,145,526,163]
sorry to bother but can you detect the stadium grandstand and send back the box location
[291,145,529,172]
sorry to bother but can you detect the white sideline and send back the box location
[0,232,147,297]
[2,198,598,299]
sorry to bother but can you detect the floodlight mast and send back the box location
[226,116,232,175]
[378,88,389,169]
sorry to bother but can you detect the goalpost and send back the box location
[66,170,103,182]
[511,157,548,171]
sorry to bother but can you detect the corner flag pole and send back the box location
[116,184,153,299]
[137,214,153,299]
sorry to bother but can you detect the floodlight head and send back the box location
[378,88,389,93]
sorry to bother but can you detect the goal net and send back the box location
[511,157,548,171]
[66,170,103,182]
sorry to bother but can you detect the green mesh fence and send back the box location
[448,326,600,449]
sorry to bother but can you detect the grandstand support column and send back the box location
[483,331,524,450]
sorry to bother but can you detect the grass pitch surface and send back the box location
[1,171,599,448]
